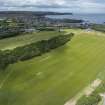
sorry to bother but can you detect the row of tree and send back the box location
[0,33,74,70]
[0,27,24,39]
[0,19,25,39]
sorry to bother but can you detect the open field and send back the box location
[0,29,105,105]
[0,31,62,50]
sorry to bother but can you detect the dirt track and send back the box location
[64,79,102,105]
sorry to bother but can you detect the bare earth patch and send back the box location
[85,79,102,96]
[64,79,102,105]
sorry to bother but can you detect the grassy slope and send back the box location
[0,29,105,105]
[0,31,62,50]
[91,24,105,32]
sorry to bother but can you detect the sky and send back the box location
[0,0,105,13]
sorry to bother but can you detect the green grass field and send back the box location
[0,29,105,105]
[0,31,62,50]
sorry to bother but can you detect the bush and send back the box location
[37,27,56,31]
[0,27,24,39]
[0,33,74,70]
[76,93,101,105]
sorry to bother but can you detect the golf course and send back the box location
[0,29,105,105]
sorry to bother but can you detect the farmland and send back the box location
[0,29,105,105]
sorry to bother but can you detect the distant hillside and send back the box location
[0,11,72,17]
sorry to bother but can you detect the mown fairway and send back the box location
[0,29,105,105]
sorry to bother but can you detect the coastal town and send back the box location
[0,11,91,39]
[0,10,105,105]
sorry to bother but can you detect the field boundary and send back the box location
[64,79,102,105]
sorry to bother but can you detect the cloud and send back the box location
[0,0,105,13]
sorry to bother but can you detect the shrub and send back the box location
[0,33,74,70]
[76,94,101,105]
